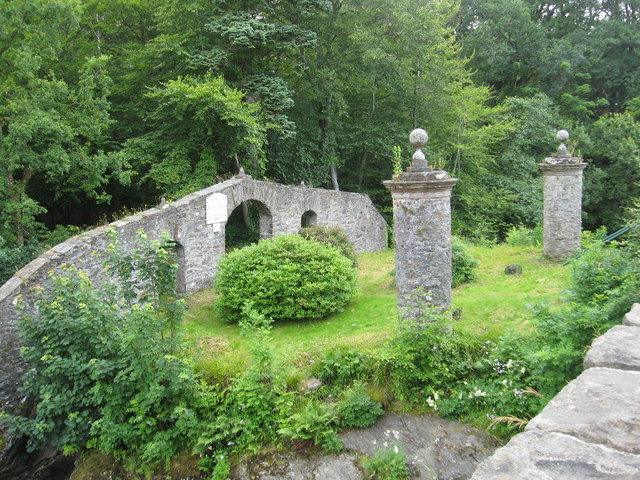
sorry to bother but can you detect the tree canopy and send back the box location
[1,0,639,253]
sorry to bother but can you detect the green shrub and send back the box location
[362,448,411,480]
[215,235,357,323]
[195,304,294,457]
[381,313,481,404]
[9,232,203,467]
[277,400,342,452]
[299,225,357,267]
[519,236,637,397]
[336,389,384,428]
[504,224,543,247]
[0,240,41,285]
[452,237,479,287]
[437,335,548,434]
[312,348,371,388]
[568,242,638,318]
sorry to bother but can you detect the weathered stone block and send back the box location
[526,367,640,455]
[471,430,640,480]
[584,325,640,371]
[341,414,498,480]
[623,303,640,327]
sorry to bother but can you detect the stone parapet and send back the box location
[471,303,640,479]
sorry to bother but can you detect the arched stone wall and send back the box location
[0,175,387,414]
[301,210,318,227]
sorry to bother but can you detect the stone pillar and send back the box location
[384,129,458,318]
[539,130,587,260]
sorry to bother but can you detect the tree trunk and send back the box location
[330,164,339,191]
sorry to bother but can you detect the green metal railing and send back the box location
[563,226,631,266]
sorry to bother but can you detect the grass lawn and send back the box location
[453,244,569,338]
[183,242,570,378]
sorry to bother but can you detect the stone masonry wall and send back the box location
[471,303,640,479]
[0,176,387,414]
[392,191,454,311]
[541,163,586,260]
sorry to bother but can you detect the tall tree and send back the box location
[0,0,126,246]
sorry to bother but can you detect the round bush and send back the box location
[299,225,357,267]
[215,235,357,322]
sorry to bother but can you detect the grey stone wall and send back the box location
[384,172,457,315]
[471,303,640,479]
[0,176,387,414]
[540,161,587,260]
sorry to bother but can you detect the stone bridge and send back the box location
[0,175,388,413]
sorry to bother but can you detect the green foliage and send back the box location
[224,201,261,251]
[299,225,357,267]
[195,304,294,457]
[9,231,202,467]
[336,389,384,429]
[391,146,404,176]
[451,237,478,287]
[0,239,41,285]
[215,235,356,323]
[209,455,231,480]
[277,400,342,452]
[524,239,640,395]
[122,75,269,199]
[583,113,640,231]
[362,448,411,480]
[380,314,480,404]
[436,335,547,433]
[505,225,543,248]
[312,348,371,388]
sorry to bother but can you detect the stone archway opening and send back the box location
[171,241,187,293]
[301,210,318,228]
[225,200,273,251]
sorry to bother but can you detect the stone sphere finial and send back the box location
[409,128,429,171]
[556,129,570,157]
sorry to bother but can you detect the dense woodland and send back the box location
[2,0,640,272]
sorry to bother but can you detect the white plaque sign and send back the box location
[206,193,228,225]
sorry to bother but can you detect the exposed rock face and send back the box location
[471,303,640,480]
[340,414,500,480]
[230,414,498,480]
[231,452,363,480]
[0,436,75,480]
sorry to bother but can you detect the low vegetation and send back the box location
[4,218,639,478]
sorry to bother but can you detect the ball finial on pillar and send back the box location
[409,128,429,171]
[556,129,570,158]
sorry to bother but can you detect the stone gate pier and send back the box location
[384,129,457,317]
[540,130,587,260]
